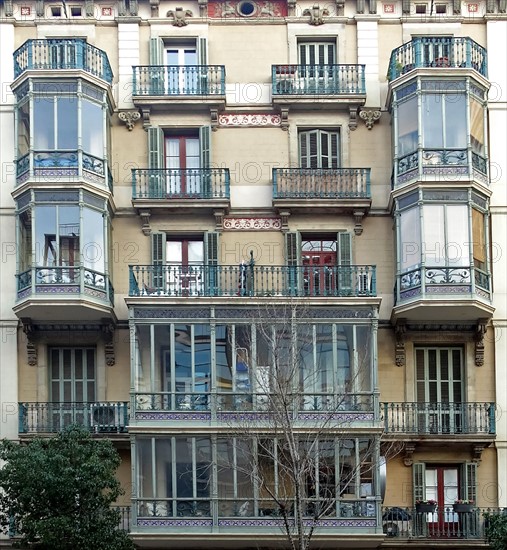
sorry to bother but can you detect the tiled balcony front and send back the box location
[18,402,129,435]
[128,264,376,298]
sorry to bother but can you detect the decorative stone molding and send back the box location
[218,113,282,127]
[349,107,358,131]
[214,209,225,230]
[303,4,330,25]
[102,321,116,367]
[208,1,287,18]
[359,109,381,130]
[139,210,151,235]
[475,319,488,366]
[141,109,151,129]
[150,0,160,17]
[167,7,193,26]
[279,210,291,232]
[280,108,289,130]
[336,0,345,15]
[118,110,141,131]
[287,0,297,14]
[198,0,208,16]
[353,210,365,236]
[395,319,407,367]
[22,319,37,367]
[223,217,282,231]
[210,109,219,131]
[403,443,416,467]
[472,444,487,463]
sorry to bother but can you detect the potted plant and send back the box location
[415,499,437,512]
[453,499,475,512]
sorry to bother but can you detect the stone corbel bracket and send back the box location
[395,318,407,367]
[359,108,381,130]
[22,318,38,367]
[403,443,416,466]
[139,209,151,235]
[475,319,488,366]
[303,4,330,25]
[118,110,141,131]
[167,7,193,26]
[101,320,116,367]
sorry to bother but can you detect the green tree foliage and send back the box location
[484,512,507,550]
[0,425,135,550]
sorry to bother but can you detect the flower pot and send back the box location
[416,503,436,513]
[453,504,474,513]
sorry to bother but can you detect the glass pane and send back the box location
[472,208,486,268]
[336,326,351,391]
[59,206,80,267]
[167,241,182,264]
[470,98,485,154]
[137,438,154,499]
[17,102,30,156]
[174,325,192,400]
[400,206,421,270]
[423,205,445,266]
[356,325,372,392]
[33,98,55,149]
[422,95,444,148]
[444,95,466,148]
[63,349,72,379]
[82,207,105,271]
[56,97,78,149]
[35,206,57,265]
[156,439,172,500]
[82,99,104,157]
[446,205,469,266]
[398,97,418,155]
[216,325,233,392]
[175,438,194,498]
[188,241,203,264]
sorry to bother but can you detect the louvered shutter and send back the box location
[198,38,209,93]
[151,232,165,291]
[199,126,211,196]
[148,127,164,197]
[149,37,164,65]
[460,462,477,503]
[299,130,319,169]
[205,231,219,296]
[412,463,426,504]
[149,38,164,94]
[338,232,352,295]
[285,232,300,296]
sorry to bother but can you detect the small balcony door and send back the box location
[165,135,200,195]
[301,237,337,296]
[299,129,340,169]
[416,347,464,434]
[166,239,204,296]
[166,44,198,93]
[50,348,96,430]
[298,42,336,87]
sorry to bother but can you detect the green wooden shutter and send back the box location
[198,38,209,93]
[149,38,164,65]
[149,38,164,94]
[461,462,477,503]
[412,463,426,504]
[151,232,165,291]
[200,126,211,196]
[205,231,219,296]
[199,38,208,65]
[148,127,164,198]
[338,232,352,294]
[285,232,300,296]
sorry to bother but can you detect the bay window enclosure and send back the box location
[132,319,374,413]
[135,436,378,520]
[395,189,491,304]
[14,79,112,188]
[15,189,113,304]
[391,78,489,186]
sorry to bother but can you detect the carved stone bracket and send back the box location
[475,319,488,366]
[150,0,160,17]
[287,0,297,15]
[198,0,208,16]
[102,321,116,366]
[280,108,289,130]
[214,209,225,230]
[279,210,291,232]
[118,110,141,131]
[167,7,193,26]
[353,210,365,236]
[22,319,38,367]
[210,109,219,131]
[472,444,487,463]
[349,107,358,131]
[395,319,407,367]
[359,109,381,130]
[303,4,330,24]
[336,0,345,15]
[403,443,416,467]
[141,109,151,129]
[139,209,151,235]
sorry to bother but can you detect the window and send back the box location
[415,4,427,13]
[299,130,340,169]
[397,97,418,156]
[33,96,78,150]
[422,94,467,149]
[298,41,336,65]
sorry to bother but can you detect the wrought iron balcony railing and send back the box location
[134,391,375,415]
[132,65,226,96]
[396,265,491,304]
[387,36,487,80]
[381,506,505,540]
[13,39,113,84]
[273,168,371,199]
[18,402,129,434]
[129,264,376,298]
[132,168,230,200]
[382,402,495,435]
[16,150,113,191]
[272,64,366,95]
[16,266,114,306]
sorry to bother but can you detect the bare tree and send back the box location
[216,301,395,550]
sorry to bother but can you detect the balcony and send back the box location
[15,266,115,322]
[272,64,366,109]
[16,150,113,190]
[273,167,371,213]
[128,264,377,299]
[383,402,495,438]
[132,65,226,110]
[393,265,493,321]
[13,39,113,84]
[18,402,129,435]
[131,168,230,212]
[382,506,493,541]
[395,148,489,188]
[387,36,488,81]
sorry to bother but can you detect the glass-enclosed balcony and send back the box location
[13,39,113,84]
[129,264,376,298]
[272,168,371,210]
[132,65,225,96]
[383,402,495,436]
[19,402,128,434]
[387,37,487,81]
[132,168,230,201]
[272,64,366,96]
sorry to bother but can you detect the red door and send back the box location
[425,467,459,537]
[301,238,337,296]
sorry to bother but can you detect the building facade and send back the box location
[0,0,506,548]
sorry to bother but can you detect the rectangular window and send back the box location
[298,41,336,65]
[422,94,467,149]
[33,97,78,151]
[299,130,340,169]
